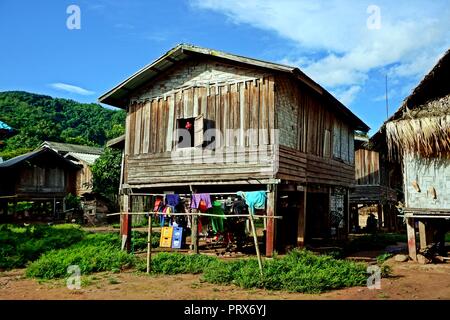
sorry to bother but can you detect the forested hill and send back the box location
[0,91,126,159]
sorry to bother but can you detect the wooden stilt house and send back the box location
[99,44,369,255]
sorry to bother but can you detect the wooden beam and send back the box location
[120,194,132,252]
[418,220,427,250]
[146,214,152,274]
[191,209,199,254]
[297,187,307,247]
[265,184,277,257]
[406,217,417,261]
[377,203,383,230]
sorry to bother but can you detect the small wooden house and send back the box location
[99,44,369,255]
[40,141,103,197]
[0,147,79,221]
[349,136,401,232]
[382,49,450,260]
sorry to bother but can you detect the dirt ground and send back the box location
[1,259,449,300]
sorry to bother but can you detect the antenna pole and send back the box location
[385,74,389,119]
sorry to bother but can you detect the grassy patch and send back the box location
[15,229,136,280]
[25,233,136,279]
[0,224,85,269]
[145,250,368,294]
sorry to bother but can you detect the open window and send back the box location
[176,115,215,149]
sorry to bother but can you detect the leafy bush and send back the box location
[0,224,85,269]
[26,233,135,279]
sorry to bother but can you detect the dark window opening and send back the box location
[176,115,216,149]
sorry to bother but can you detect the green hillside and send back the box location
[0,91,125,159]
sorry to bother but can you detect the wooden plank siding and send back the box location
[354,149,380,185]
[274,75,355,187]
[123,65,359,188]
[125,77,278,186]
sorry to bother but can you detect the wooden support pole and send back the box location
[146,214,152,273]
[418,220,427,250]
[120,194,132,252]
[249,212,263,275]
[377,204,383,230]
[265,184,277,257]
[191,210,199,254]
[406,217,417,261]
[297,187,307,247]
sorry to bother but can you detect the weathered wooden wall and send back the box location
[274,75,355,186]
[75,162,93,196]
[123,59,359,188]
[17,167,66,194]
[355,149,380,185]
[124,61,277,186]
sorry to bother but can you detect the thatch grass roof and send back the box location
[383,49,450,159]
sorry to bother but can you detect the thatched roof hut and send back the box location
[384,49,450,159]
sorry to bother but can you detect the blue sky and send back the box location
[0,0,449,134]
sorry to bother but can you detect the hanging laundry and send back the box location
[153,196,164,212]
[191,193,212,212]
[236,191,267,215]
[166,194,180,207]
[210,200,225,233]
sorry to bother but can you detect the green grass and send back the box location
[25,233,136,279]
[0,224,85,269]
[141,250,368,294]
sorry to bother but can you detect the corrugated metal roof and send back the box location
[40,141,103,155]
[65,152,100,165]
[106,134,125,149]
[98,44,369,131]
[0,147,79,169]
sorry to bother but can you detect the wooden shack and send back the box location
[40,141,103,197]
[0,147,79,221]
[99,44,369,255]
[350,136,400,232]
[382,49,450,261]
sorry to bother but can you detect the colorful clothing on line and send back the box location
[191,193,212,212]
[210,200,225,233]
[236,191,267,215]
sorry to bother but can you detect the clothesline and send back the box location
[128,191,270,197]
[106,211,282,219]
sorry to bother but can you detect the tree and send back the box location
[91,147,122,211]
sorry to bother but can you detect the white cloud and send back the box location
[50,83,95,95]
[332,85,361,106]
[191,0,450,105]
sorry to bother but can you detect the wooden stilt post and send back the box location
[146,214,152,273]
[377,203,383,230]
[120,194,132,252]
[406,217,417,261]
[418,220,427,250]
[191,210,199,254]
[297,186,307,247]
[265,184,277,257]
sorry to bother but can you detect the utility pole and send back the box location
[385,74,389,119]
